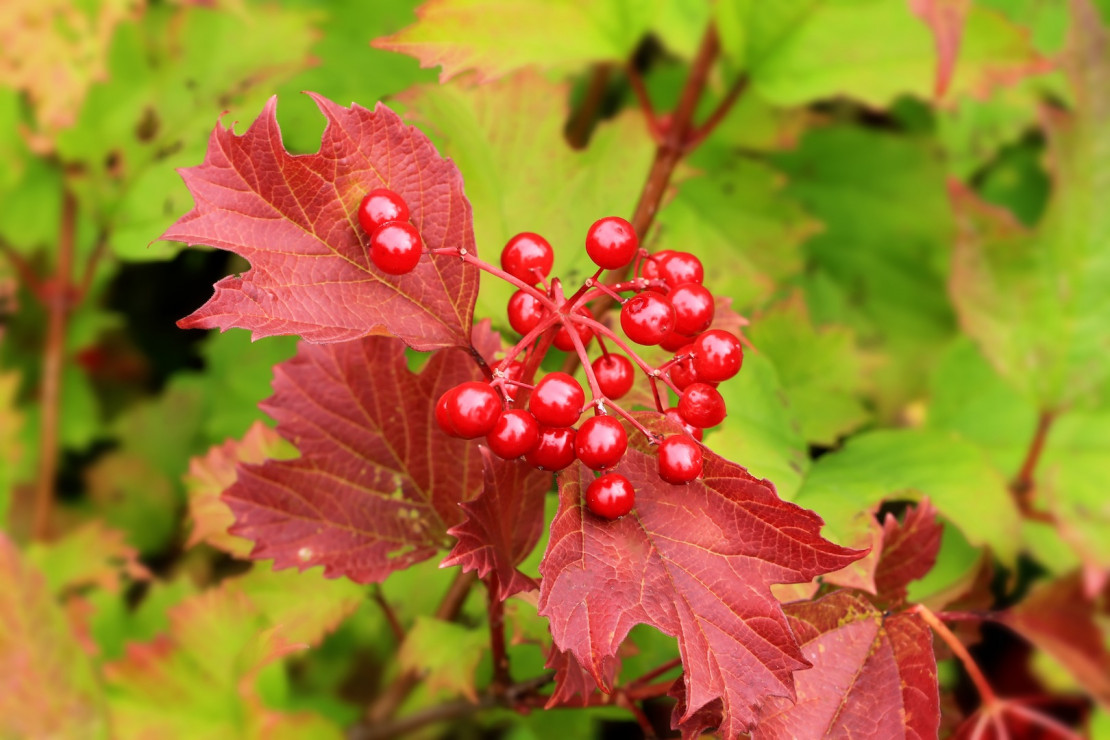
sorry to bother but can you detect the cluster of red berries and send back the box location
[357,190,744,521]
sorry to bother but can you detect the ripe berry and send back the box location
[508,290,546,336]
[679,383,726,428]
[553,307,593,352]
[592,354,634,400]
[669,347,699,391]
[358,189,409,234]
[585,473,635,519]
[658,252,704,288]
[664,407,703,441]
[486,409,540,459]
[575,415,627,471]
[585,216,638,270]
[641,250,675,281]
[657,435,703,484]
[501,232,554,284]
[692,329,743,383]
[670,283,715,335]
[526,426,577,471]
[370,221,422,275]
[435,388,461,437]
[495,359,524,384]
[620,292,676,346]
[659,330,693,352]
[529,372,585,427]
[447,381,502,438]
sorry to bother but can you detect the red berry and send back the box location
[358,189,409,234]
[435,388,461,437]
[585,473,635,519]
[486,409,540,459]
[678,383,726,428]
[501,232,554,284]
[641,250,675,281]
[494,359,524,384]
[526,426,577,471]
[370,221,422,275]
[592,354,634,400]
[692,329,743,382]
[657,435,703,484]
[553,307,593,352]
[508,290,547,336]
[670,283,715,335]
[620,292,676,346]
[585,216,638,270]
[669,347,699,391]
[529,372,585,427]
[664,407,703,441]
[658,252,703,288]
[659,329,693,352]
[447,381,502,438]
[575,415,627,471]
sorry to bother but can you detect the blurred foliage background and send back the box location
[1,0,1109,737]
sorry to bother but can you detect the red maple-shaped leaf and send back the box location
[751,591,939,739]
[440,448,550,600]
[544,645,615,709]
[537,426,866,738]
[224,330,498,583]
[164,94,479,350]
[873,499,943,608]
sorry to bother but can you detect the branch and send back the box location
[1010,409,1055,519]
[33,186,78,540]
[565,63,614,149]
[365,569,478,723]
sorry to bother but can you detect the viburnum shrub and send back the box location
[138,9,1103,740]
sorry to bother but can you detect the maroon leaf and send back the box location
[908,0,970,97]
[999,573,1110,708]
[164,94,479,350]
[752,591,939,739]
[874,499,943,608]
[544,645,614,709]
[440,448,550,600]
[224,328,500,583]
[537,424,866,738]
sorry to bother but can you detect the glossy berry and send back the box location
[664,407,703,441]
[659,329,693,352]
[501,232,554,284]
[370,221,422,275]
[678,383,726,428]
[585,216,638,270]
[529,372,585,427]
[358,189,409,234]
[641,250,675,281]
[575,415,628,471]
[494,359,524,384]
[585,473,635,519]
[447,381,502,438]
[435,388,461,437]
[526,426,577,471]
[670,283,715,335]
[486,409,540,459]
[657,435,703,484]
[669,347,699,391]
[553,307,593,352]
[658,252,704,288]
[592,354,634,400]
[507,290,546,336]
[620,292,676,346]
[692,329,743,383]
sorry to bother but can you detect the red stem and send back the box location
[913,604,997,705]
[486,574,511,690]
[1010,409,1055,518]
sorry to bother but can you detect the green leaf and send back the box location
[398,71,655,324]
[398,616,488,702]
[373,0,659,81]
[950,4,1110,407]
[25,521,149,596]
[747,298,869,445]
[85,452,178,556]
[732,0,1048,108]
[792,429,1022,590]
[655,158,815,311]
[231,568,365,648]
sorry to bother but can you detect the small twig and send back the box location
[913,604,997,705]
[627,657,682,688]
[616,691,658,739]
[626,63,662,143]
[685,74,749,150]
[486,574,511,691]
[0,239,45,300]
[1010,410,1055,518]
[371,584,406,643]
[566,64,613,149]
